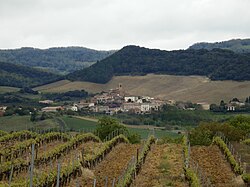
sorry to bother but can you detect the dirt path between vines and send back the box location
[132,144,188,187]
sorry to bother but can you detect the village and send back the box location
[40,84,168,115]
[0,84,249,117]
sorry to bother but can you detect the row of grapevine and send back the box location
[182,136,201,187]
[116,135,155,187]
[212,136,250,184]
[82,134,129,168]
[0,132,71,162]
[5,134,130,187]
[0,131,37,143]
[242,138,250,145]
[0,130,7,137]
[212,136,243,174]
[0,133,101,180]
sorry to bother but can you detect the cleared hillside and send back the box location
[35,74,250,104]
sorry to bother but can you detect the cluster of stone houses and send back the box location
[71,84,166,115]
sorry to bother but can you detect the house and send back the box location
[41,106,63,112]
[70,105,78,112]
[94,105,110,113]
[0,106,7,112]
[0,106,7,117]
[39,100,54,104]
[124,96,139,103]
[94,93,112,104]
[227,105,236,111]
[141,103,151,113]
[106,107,122,115]
[122,103,141,112]
[197,102,210,110]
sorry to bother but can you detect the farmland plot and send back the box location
[131,144,188,187]
[191,145,241,187]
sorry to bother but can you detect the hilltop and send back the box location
[189,38,250,53]
[67,45,250,83]
[0,47,115,74]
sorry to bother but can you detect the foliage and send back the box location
[43,90,89,101]
[189,127,213,146]
[115,108,225,127]
[19,87,38,94]
[0,61,61,88]
[67,45,250,83]
[127,132,141,144]
[229,115,250,133]
[212,136,243,174]
[189,38,250,53]
[242,173,250,183]
[182,136,201,187]
[0,47,115,74]
[117,135,155,187]
[242,139,250,145]
[184,167,201,187]
[189,121,248,146]
[95,116,128,140]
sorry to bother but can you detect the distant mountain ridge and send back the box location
[189,38,250,53]
[0,47,115,74]
[0,61,61,88]
[67,45,250,83]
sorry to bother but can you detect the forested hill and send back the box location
[0,47,115,74]
[67,45,250,83]
[189,39,250,53]
[0,61,61,88]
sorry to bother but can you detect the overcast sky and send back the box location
[0,0,249,50]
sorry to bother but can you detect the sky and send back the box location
[0,0,250,50]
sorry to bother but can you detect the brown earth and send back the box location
[132,143,188,187]
[67,143,140,187]
[35,74,250,104]
[191,145,243,187]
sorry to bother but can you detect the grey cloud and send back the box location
[0,0,249,50]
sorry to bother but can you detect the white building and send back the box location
[124,96,139,103]
[141,104,151,113]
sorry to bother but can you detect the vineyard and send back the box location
[0,129,249,187]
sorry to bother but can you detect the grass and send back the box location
[61,116,97,132]
[0,86,19,94]
[0,115,180,138]
[61,116,180,139]
[35,74,250,104]
[0,115,59,132]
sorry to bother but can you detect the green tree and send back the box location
[30,111,37,122]
[95,116,127,140]
[229,115,250,133]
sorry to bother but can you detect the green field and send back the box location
[61,116,179,139]
[0,115,180,138]
[61,116,97,132]
[0,115,59,132]
[0,86,19,94]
